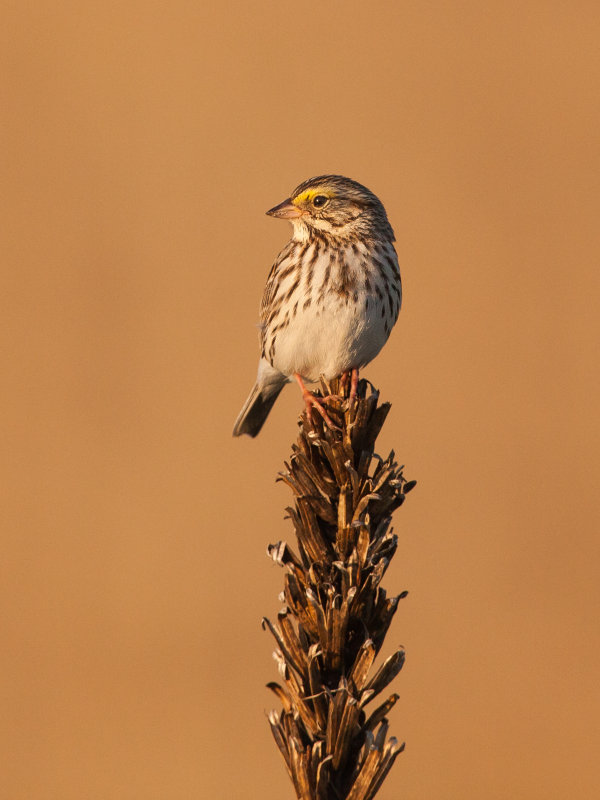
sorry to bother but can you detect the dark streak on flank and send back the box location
[304,243,320,297]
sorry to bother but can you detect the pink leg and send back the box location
[294,374,341,431]
[349,368,359,404]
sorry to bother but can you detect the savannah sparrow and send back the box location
[233,175,401,437]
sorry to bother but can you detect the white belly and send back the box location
[262,238,401,382]
[271,295,388,382]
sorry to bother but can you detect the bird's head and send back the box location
[266,175,395,242]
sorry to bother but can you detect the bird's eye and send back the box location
[312,195,328,207]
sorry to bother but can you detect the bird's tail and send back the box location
[232,360,288,438]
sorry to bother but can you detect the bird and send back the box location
[232,175,401,437]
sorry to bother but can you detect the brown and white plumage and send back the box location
[233,175,401,438]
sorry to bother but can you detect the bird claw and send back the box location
[348,368,360,405]
[293,373,343,432]
[304,393,342,432]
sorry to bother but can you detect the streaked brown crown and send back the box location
[289,175,395,242]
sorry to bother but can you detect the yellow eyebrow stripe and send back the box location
[293,189,336,205]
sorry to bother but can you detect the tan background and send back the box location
[2,2,599,798]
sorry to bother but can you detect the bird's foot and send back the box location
[305,393,342,431]
[340,368,360,404]
[349,367,360,404]
[294,374,342,432]
[339,369,360,403]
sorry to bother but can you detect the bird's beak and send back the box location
[266,198,305,219]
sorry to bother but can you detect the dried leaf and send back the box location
[264,379,414,798]
[363,650,405,702]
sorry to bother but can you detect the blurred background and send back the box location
[2,2,599,798]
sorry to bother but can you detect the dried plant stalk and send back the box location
[264,377,415,800]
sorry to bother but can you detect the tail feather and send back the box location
[233,363,287,437]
